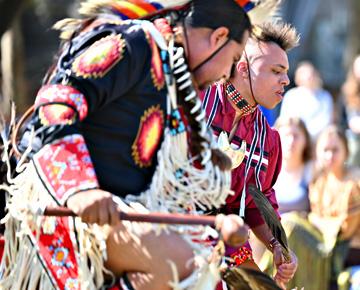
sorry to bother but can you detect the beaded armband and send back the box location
[268,237,281,252]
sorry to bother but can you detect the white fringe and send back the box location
[121,22,233,290]
[0,161,109,290]
[167,230,222,290]
[124,129,231,290]
[0,15,233,290]
[126,129,232,213]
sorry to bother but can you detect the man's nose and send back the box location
[281,74,290,86]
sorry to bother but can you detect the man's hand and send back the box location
[273,249,298,289]
[215,214,249,247]
[66,189,119,226]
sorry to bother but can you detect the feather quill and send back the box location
[248,184,290,261]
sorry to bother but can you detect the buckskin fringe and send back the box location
[0,142,109,290]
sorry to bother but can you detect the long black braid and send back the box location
[157,14,230,170]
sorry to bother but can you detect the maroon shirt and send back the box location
[202,84,281,228]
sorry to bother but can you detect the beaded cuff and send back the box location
[268,237,282,252]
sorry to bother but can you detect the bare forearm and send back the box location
[251,223,274,251]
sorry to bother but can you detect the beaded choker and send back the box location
[225,81,255,116]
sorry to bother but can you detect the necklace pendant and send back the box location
[218,131,246,169]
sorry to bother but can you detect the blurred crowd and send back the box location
[252,56,360,290]
[0,2,359,288]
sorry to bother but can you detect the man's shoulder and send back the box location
[74,19,149,49]
[245,109,281,148]
[262,116,281,149]
[204,83,222,95]
[266,120,281,141]
[69,19,151,73]
[201,83,224,105]
[109,20,150,45]
[257,108,277,131]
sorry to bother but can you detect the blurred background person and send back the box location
[259,125,360,290]
[251,116,313,276]
[341,55,360,168]
[273,116,313,215]
[279,61,334,141]
[309,125,360,290]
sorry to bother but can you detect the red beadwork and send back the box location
[33,134,99,205]
[35,84,89,123]
[230,246,254,266]
[234,0,251,7]
[29,217,80,290]
[132,105,164,168]
[144,30,165,90]
[154,18,173,40]
[72,34,125,79]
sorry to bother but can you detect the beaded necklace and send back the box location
[225,81,256,116]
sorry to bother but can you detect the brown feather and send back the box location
[222,267,282,290]
[248,184,290,261]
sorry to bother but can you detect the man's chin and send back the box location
[197,77,225,91]
[261,104,277,110]
[265,100,282,110]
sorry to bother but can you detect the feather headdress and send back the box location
[77,0,192,19]
[76,0,280,21]
[55,0,280,32]
[240,0,281,25]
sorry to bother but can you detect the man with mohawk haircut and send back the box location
[202,21,300,290]
[0,0,281,290]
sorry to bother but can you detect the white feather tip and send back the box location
[248,0,281,25]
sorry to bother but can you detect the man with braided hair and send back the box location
[0,1,280,290]
[202,21,300,290]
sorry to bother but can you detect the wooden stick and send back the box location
[44,206,216,226]
[43,206,249,247]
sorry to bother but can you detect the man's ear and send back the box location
[237,61,248,78]
[210,27,230,49]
